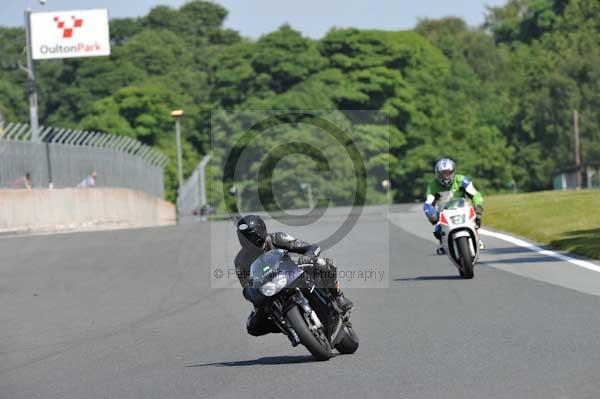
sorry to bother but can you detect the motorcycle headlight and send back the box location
[260,282,277,297]
[260,274,287,297]
[274,273,287,288]
[450,215,466,224]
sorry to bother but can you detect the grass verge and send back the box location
[484,190,600,260]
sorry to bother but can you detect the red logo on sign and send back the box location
[53,16,83,38]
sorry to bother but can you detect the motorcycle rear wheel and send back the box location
[286,306,333,361]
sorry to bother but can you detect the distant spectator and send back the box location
[77,171,97,188]
[200,205,215,216]
[12,172,32,190]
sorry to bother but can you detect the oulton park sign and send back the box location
[30,9,110,60]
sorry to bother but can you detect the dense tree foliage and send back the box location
[1,0,598,204]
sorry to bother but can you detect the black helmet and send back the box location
[237,215,267,249]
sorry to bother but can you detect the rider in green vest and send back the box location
[423,158,485,254]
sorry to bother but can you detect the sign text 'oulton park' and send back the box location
[30,9,110,60]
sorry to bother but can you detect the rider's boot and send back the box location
[436,241,446,255]
[475,221,485,251]
[433,230,445,255]
[434,235,445,255]
[247,308,281,336]
[331,282,353,313]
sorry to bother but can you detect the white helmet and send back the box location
[435,158,456,188]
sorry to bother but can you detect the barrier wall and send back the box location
[0,188,175,234]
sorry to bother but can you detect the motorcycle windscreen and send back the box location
[442,198,468,210]
[249,249,286,288]
[249,249,304,289]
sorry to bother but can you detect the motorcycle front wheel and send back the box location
[457,236,474,279]
[286,306,333,361]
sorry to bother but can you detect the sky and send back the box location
[0,0,507,38]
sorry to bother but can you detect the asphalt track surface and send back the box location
[2,205,600,399]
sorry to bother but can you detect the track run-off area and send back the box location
[2,205,600,399]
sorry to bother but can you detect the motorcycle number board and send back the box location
[30,9,110,60]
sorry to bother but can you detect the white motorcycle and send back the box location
[438,198,480,279]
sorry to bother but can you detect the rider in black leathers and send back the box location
[234,214,353,336]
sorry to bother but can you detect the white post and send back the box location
[301,183,314,209]
[175,118,183,190]
[382,179,391,204]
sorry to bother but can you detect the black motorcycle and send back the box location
[247,249,359,361]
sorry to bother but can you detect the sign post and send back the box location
[24,8,40,142]
[26,8,111,187]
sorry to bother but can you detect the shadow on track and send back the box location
[484,246,534,255]
[394,275,461,281]
[479,255,562,265]
[187,355,314,367]
[550,228,600,259]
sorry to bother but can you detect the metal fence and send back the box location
[177,155,210,219]
[0,123,169,198]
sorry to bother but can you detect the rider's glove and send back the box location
[475,205,483,229]
[298,255,327,267]
[297,255,317,266]
[423,203,438,225]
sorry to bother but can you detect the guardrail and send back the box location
[0,123,168,198]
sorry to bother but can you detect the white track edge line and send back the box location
[479,228,600,273]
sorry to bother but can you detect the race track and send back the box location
[2,205,600,399]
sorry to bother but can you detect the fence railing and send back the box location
[177,155,210,219]
[0,123,169,198]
